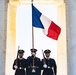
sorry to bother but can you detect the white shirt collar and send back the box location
[46,57,50,59]
[19,58,23,60]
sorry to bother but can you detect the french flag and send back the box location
[32,4,61,40]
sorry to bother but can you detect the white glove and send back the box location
[24,68,26,71]
[14,65,18,69]
[24,68,27,74]
[43,64,47,68]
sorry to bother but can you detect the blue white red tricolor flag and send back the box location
[32,4,61,40]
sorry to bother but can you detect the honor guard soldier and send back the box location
[13,49,27,75]
[26,48,41,75]
[41,49,57,75]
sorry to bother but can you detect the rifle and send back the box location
[42,50,46,64]
[16,46,20,66]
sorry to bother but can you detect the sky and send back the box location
[16,4,57,60]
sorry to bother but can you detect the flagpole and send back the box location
[31,1,35,72]
[31,0,34,49]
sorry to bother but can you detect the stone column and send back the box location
[0,0,5,75]
[67,0,76,75]
[5,3,17,75]
[3,0,9,75]
[57,2,68,75]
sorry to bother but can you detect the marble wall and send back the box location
[0,0,8,75]
[0,0,5,75]
[67,0,76,75]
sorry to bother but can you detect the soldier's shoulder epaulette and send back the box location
[50,58,53,60]
[50,58,55,61]
[27,56,31,59]
[36,57,40,60]
[23,58,26,60]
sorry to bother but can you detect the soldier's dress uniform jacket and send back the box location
[41,58,57,75]
[26,56,41,75]
[13,58,27,75]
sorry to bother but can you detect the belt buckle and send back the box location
[32,68,36,73]
[19,67,22,69]
[48,66,50,68]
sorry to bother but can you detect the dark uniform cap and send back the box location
[44,49,51,53]
[30,48,37,52]
[18,49,25,53]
